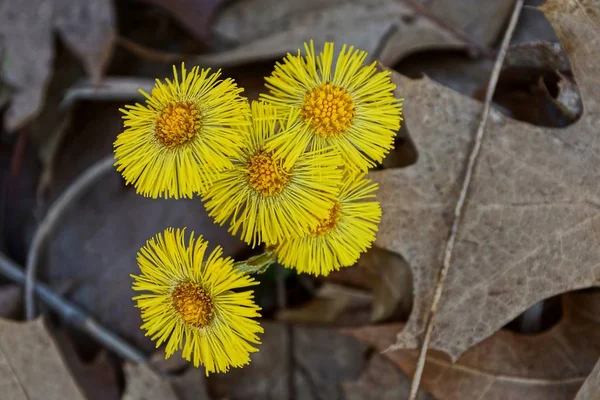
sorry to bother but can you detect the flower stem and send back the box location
[233,248,278,274]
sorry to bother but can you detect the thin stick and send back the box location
[25,155,115,320]
[407,1,524,399]
[0,252,146,363]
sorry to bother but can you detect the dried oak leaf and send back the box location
[0,0,114,131]
[347,291,600,400]
[199,0,514,67]
[0,318,85,399]
[369,0,600,360]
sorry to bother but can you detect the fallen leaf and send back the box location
[169,368,211,400]
[40,103,248,352]
[137,0,223,44]
[328,246,413,322]
[51,327,120,400]
[370,0,600,360]
[138,348,212,400]
[342,353,433,400]
[209,322,368,399]
[276,283,372,325]
[200,0,484,67]
[576,357,600,400]
[0,318,85,399]
[123,364,178,400]
[347,291,600,400]
[53,0,115,83]
[0,0,115,131]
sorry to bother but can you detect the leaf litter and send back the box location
[370,0,600,361]
[1,0,599,398]
[0,0,114,131]
[0,318,85,399]
[196,0,514,67]
[348,290,600,399]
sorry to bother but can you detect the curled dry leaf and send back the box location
[0,0,115,131]
[0,318,85,399]
[370,0,600,360]
[198,0,515,67]
[347,291,600,400]
[328,246,413,323]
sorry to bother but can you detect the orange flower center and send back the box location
[246,150,291,196]
[172,282,214,328]
[311,203,341,236]
[301,83,356,137]
[155,101,201,148]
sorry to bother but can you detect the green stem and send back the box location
[233,247,278,274]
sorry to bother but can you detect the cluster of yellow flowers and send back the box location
[114,41,403,374]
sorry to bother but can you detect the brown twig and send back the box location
[25,155,115,320]
[0,252,146,363]
[402,0,496,59]
[407,1,524,399]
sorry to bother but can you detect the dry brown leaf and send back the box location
[199,0,514,67]
[0,318,85,399]
[370,0,600,360]
[276,283,372,325]
[123,364,179,400]
[347,291,600,400]
[136,350,212,400]
[209,322,367,399]
[0,0,115,131]
[328,246,414,322]
[342,354,433,400]
[137,0,223,44]
[51,328,120,400]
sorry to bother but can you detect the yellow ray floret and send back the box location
[202,101,342,247]
[115,64,250,199]
[261,41,403,171]
[131,228,263,374]
[275,175,381,276]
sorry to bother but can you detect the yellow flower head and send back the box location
[132,228,263,374]
[275,175,381,276]
[261,41,403,171]
[115,64,250,199]
[203,101,342,247]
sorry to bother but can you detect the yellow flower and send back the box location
[132,228,262,374]
[115,64,250,199]
[275,175,381,276]
[261,41,403,171]
[203,101,342,247]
